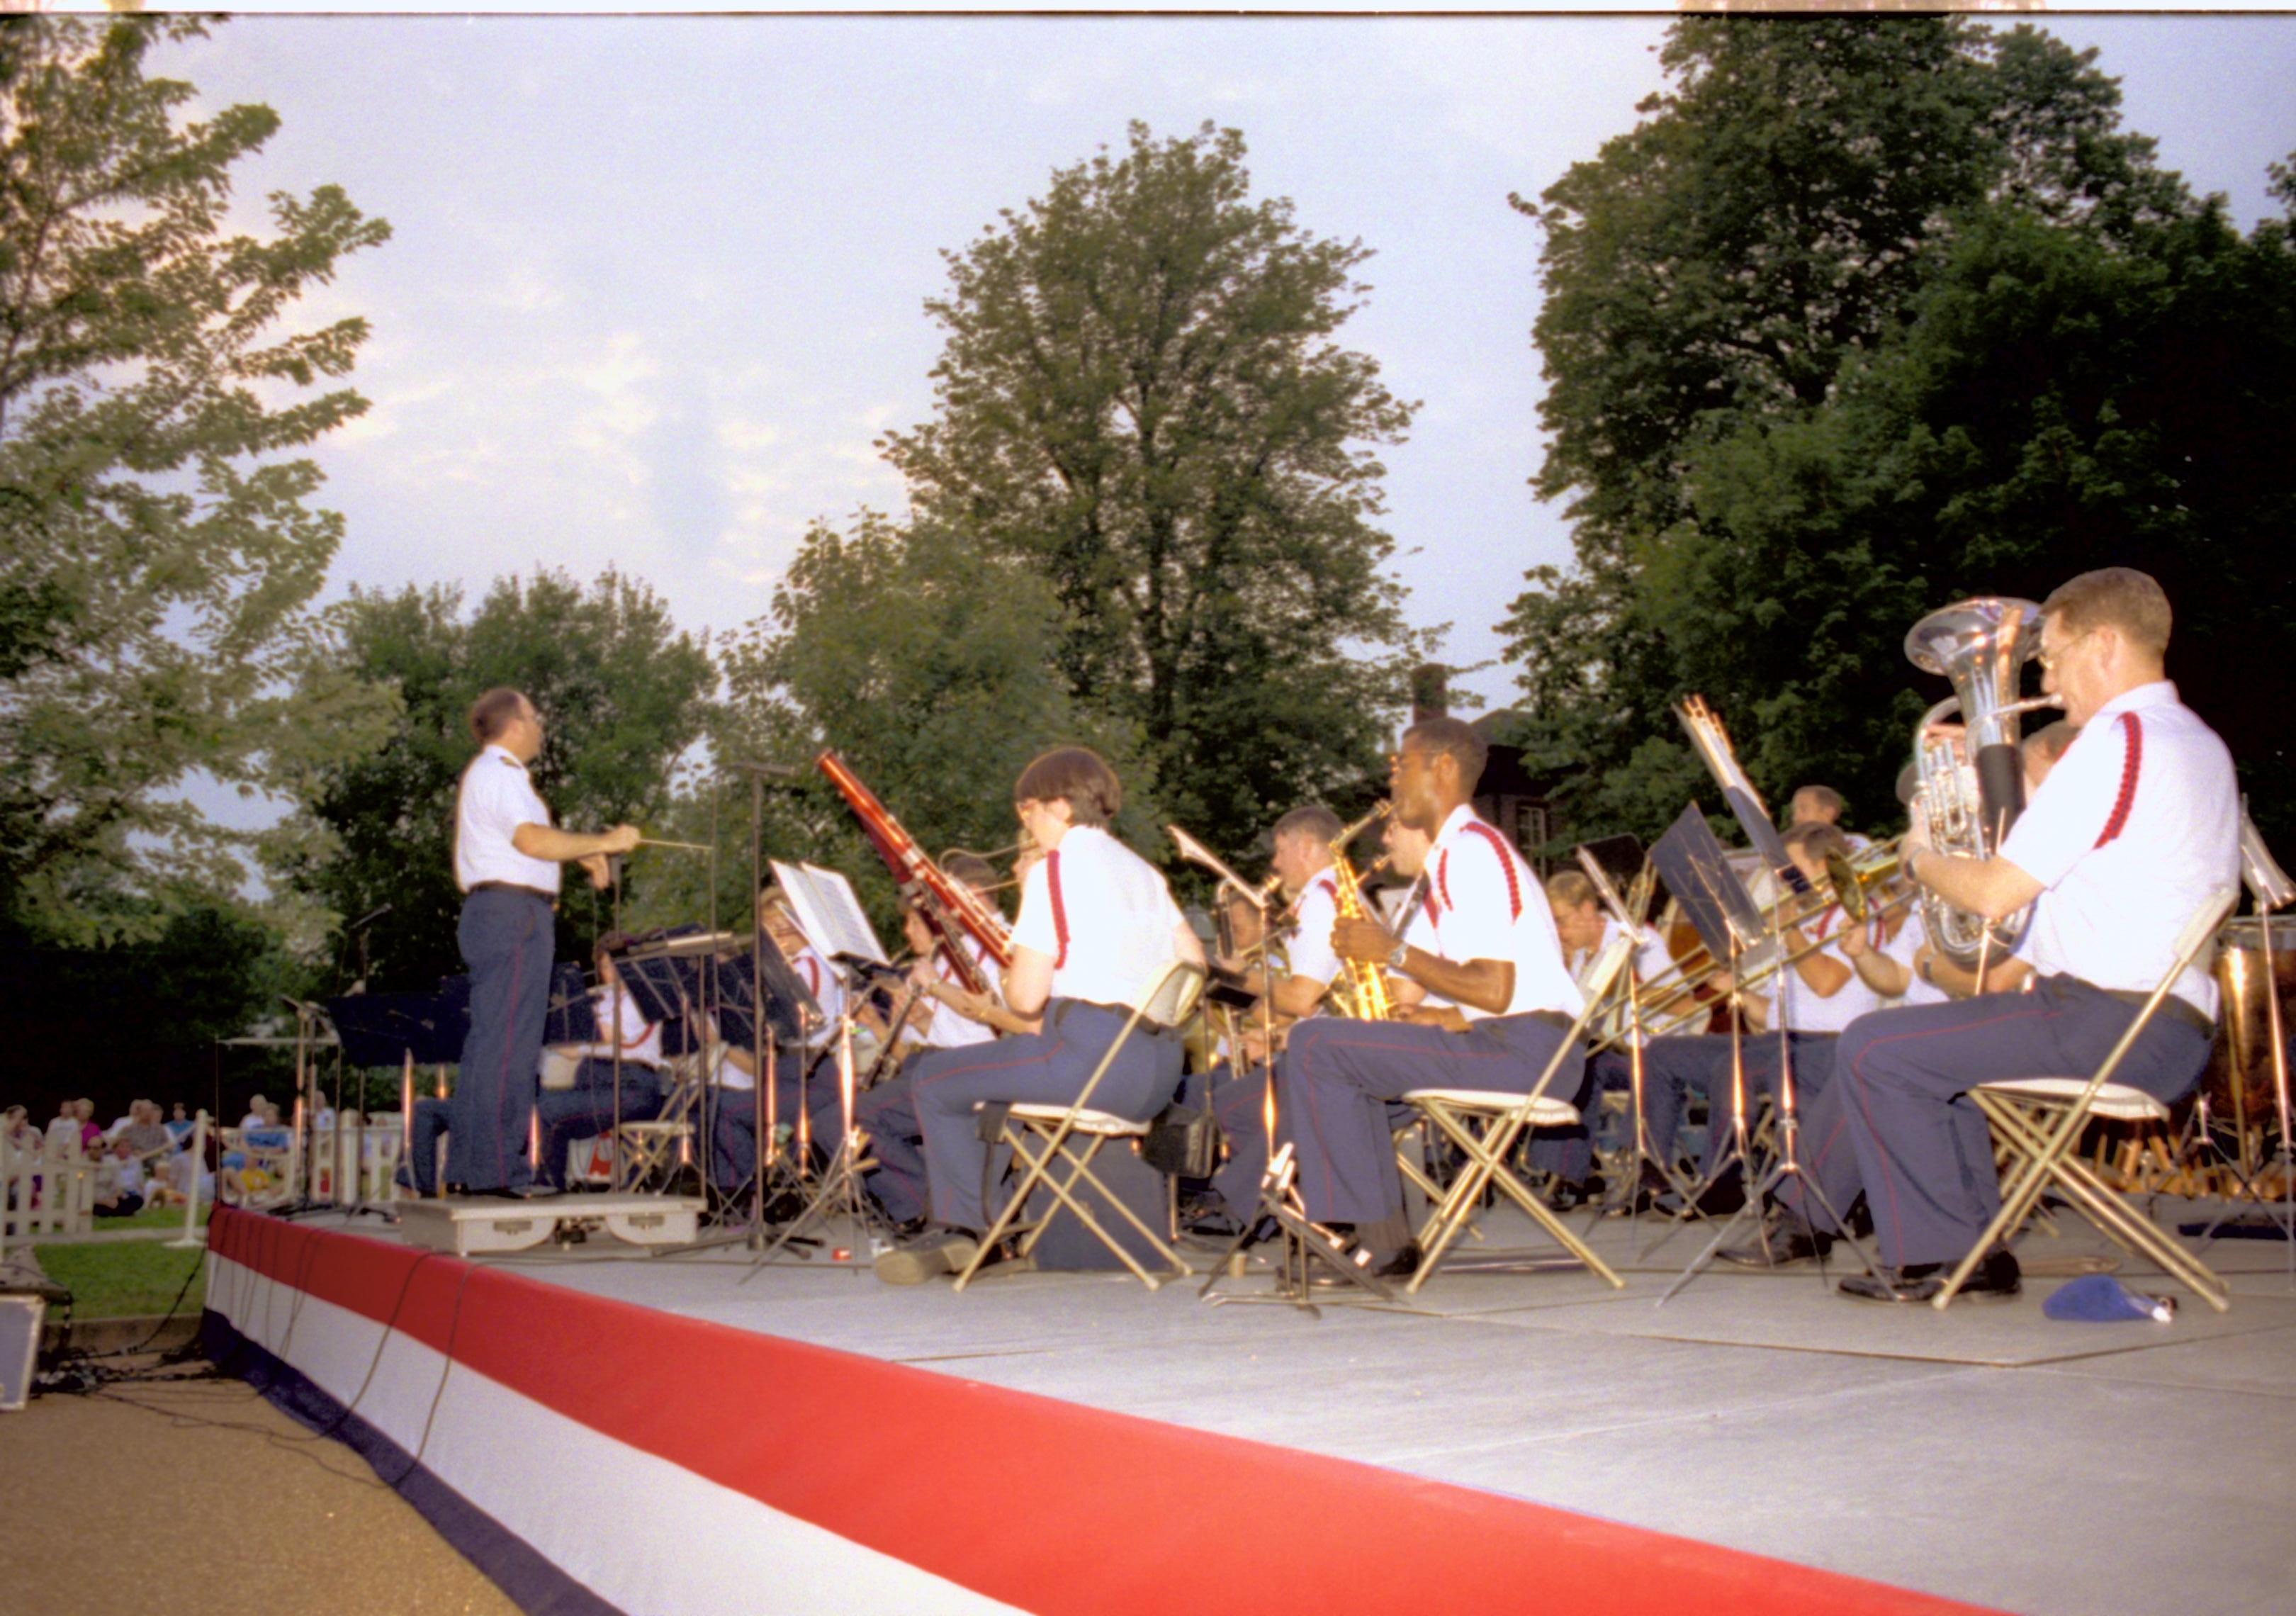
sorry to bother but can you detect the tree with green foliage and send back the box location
[881,121,1426,863]
[715,511,1154,930]
[0,15,395,941]
[281,568,718,990]
[1665,186,2296,840]
[1500,17,2242,841]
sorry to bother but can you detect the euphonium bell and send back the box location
[1905,598,2061,968]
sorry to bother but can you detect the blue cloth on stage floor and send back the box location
[2043,1274,2174,1323]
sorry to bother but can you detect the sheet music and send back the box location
[771,859,889,965]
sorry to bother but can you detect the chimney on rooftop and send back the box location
[1409,663,1449,729]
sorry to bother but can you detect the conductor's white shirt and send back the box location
[454,744,561,894]
[1998,681,2238,1018]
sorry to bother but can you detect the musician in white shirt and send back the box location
[850,860,1024,1230]
[1774,569,2239,1302]
[446,688,637,1198]
[534,934,665,1190]
[879,747,1203,1283]
[1277,717,1582,1276]
[1526,869,1681,1208]
[1196,805,1361,1225]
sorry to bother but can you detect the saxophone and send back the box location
[1325,803,1396,1021]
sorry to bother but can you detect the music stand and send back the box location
[1569,846,1702,1236]
[1678,696,1807,895]
[1654,814,1878,1302]
[748,860,893,1271]
[326,985,471,1219]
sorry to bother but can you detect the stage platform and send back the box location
[200,1199,2296,1616]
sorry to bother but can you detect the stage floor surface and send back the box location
[249,1198,2295,1616]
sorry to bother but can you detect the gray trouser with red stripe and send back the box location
[1200,1060,1282,1219]
[449,887,553,1192]
[1778,977,2213,1268]
[1277,1012,1581,1226]
[911,999,1186,1233]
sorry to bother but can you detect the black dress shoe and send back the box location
[470,1183,553,1201]
[1308,1240,1420,1287]
[1840,1249,2020,1304]
[1543,1180,1596,1213]
[1718,1213,1831,1269]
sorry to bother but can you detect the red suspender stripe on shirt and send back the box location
[1047,851,1071,969]
[1435,851,1452,915]
[2095,711,2143,849]
[801,958,821,995]
[1461,821,1524,921]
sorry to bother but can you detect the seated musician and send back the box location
[1275,717,1583,1278]
[1633,822,1879,1214]
[1758,568,2236,1303]
[534,933,665,1191]
[847,856,1032,1230]
[1194,806,1355,1225]
[1524,870,1677,1211]
[1846,741,2069,1009]
[711,889,872,1194]
[1789,784,1872,853]
[874,746,1204,1284]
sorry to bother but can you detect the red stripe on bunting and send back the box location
[2095,712,2143,848]
[206,1210,2004,1616]
[1047,850,1070,968]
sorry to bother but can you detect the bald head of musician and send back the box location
[2037,566,2171,727]
[1789,785,1846,829]
[1389,716,1487,834]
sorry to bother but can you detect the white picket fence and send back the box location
[1,1131,96,1252]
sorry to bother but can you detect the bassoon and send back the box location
[816,751,1013,997]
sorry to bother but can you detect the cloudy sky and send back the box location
[160,11,2296,825]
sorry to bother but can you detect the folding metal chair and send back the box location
[612,1057,702,1192]
[1935,885,2239,1312]
[1401,932,1637,1294]
[953,961,1208,1293]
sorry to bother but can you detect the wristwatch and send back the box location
[1387,941,1411,970]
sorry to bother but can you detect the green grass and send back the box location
[35,1207,212,1318]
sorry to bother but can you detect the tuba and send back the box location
[1905,599,2061,969]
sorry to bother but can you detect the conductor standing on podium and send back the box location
[450,688,639,1198]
